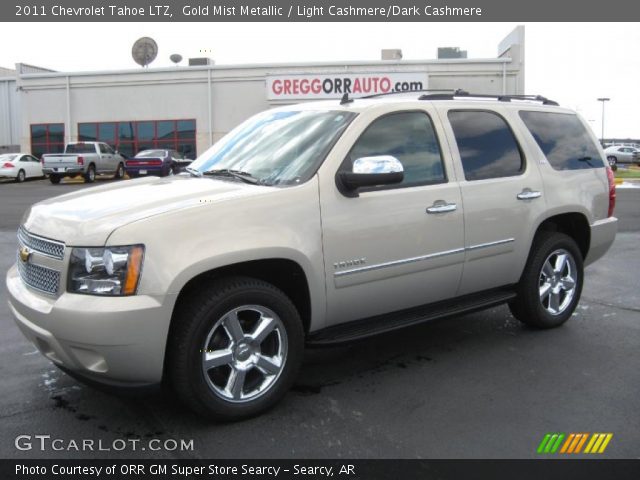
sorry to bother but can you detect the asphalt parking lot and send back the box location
[0,177,638,459]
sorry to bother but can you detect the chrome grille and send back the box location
[16,254,61,295]
[18,226,65,259]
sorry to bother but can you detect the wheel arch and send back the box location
[163,257,313,384]
[169,257,312,333]
[532,212,591,260]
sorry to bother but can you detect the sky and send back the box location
[0,22,638,138]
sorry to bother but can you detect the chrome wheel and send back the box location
[538,249,577,315]
[202,305,287,403]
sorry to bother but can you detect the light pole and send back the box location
[597,97,610,146]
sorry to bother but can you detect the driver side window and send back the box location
[346,111,446,189]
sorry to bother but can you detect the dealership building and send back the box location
[0,26,524,159]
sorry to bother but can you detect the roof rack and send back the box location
[361,89,457,99]
[418,89,559,106]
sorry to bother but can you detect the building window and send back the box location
[30,123,65,158]
[78,119,197,159]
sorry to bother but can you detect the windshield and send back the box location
[65,143,97,154]
[189,109,356,186]
[136,150,166,158]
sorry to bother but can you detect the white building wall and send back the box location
[17,57,522,156]
[0,76,20,153]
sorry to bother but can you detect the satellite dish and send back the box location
[131,37,158,67]
[170,54,183,65]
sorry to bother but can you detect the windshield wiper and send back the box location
[202,169,261,185]
[186,166,202,177]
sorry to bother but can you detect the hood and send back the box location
[23,175,274,245]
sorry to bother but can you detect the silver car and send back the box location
[604,145,639,166]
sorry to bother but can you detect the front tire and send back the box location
[84,165,96,183]
[509,232,583,329]
[169,277,304,421]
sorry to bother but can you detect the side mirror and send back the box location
[337,155,404,197]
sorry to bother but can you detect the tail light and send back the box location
[606,166,616,217]
[2,162,14,168]
[77,156,84,166]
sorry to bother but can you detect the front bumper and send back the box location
[6,264,176,387]
[585,217,618,267]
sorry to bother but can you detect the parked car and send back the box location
[0,153,44,182]
[604,145,639,166]
[42,142,126,184]
[126,149,192,177]
[7,93,617,421]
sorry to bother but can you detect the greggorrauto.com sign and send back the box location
[267,72,428,100]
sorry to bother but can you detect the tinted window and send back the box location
[78,123,97,141]
[519,111,604,170]
[177,120,196,139]
[30,125,46,142]
[157,121,175,141]
[449,110,524,181]
[48,124,65,143]
[137,122,154,140]
[66,143,97,154]
[347,111,445,188]
[98,123,116,143]
[118,122,134,140]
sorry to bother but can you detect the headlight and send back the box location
[68,245,144,296]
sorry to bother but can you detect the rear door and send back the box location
[98,143,115,172]
[319,107,465,326]
[20,155,41,177]
[439,106,546,295]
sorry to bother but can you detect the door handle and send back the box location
[517,189,542,200]
[426,201,457,214]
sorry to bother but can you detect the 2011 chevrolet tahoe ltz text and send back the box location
[6,92,617,420]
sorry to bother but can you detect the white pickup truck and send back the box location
[42,142,126,184]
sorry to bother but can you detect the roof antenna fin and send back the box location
[340,92,353,105]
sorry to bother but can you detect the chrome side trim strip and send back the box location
[334,247,465,277]
[466,238,515,251]
[333,238,515,278]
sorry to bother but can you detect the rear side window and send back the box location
[348,111,446,188]
[519,111,604,170]
[448,110,524,181]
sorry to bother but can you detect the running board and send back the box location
[306,288,517,347]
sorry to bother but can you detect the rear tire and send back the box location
[84,165,96,183]
[509,232,583,329]
[114,162,125,179]
[16,169,26,183]
[49,174,61,184]
[168,276,304,421]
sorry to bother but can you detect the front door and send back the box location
[319,108,465,326]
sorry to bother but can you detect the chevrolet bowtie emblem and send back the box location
[19,246,32,263]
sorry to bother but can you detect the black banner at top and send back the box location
[4,0,640,22]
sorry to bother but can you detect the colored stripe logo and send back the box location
[537,433,613,454]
